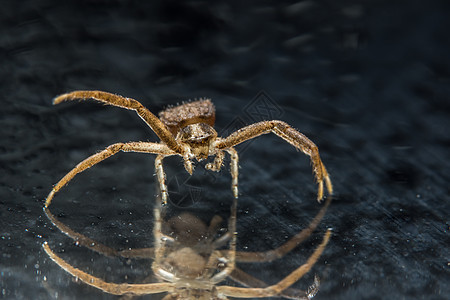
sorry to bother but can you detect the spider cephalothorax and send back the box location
[160,99,220,167]
[178,122,218,161]
[44,90,332,208]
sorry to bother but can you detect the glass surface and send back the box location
[1,1,449,299]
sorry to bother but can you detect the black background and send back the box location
[1,1,449,299]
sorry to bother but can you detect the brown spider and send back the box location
[43,190,332,299]
[44,90,332,209]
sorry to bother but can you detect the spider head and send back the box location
[178,123,217,161]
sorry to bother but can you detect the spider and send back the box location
[43,190,332,299]
[44,90,332,209]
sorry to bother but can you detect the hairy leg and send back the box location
[54,91,183,153]
[217,121,332,201]
[53,91,182,153]
[227,148,239,199]
[155,155,170,205]
[211,150,239,283]
[45,142,174,208]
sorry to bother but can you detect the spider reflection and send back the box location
[43,196,331,299]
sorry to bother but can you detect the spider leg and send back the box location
[42,242,171,296]
[217,229,331,298]
[228,267,311,300]
[117,272,163,300]
[211,151,238,284]
[235,196,331,263]
[227,148,239,199]
[181,145,194,175]
[53,91,183,153]
[155,154,170,205]
[45,142,175,208]
[217,121,332,201]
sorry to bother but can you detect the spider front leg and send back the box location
[217,121,332,201]
[54,91,183,153]
[45,142,174,208]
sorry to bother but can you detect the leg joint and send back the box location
[106,143,126,152]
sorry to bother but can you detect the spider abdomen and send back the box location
[159,99,216,136]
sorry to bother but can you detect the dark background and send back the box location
[1,1,449,299]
